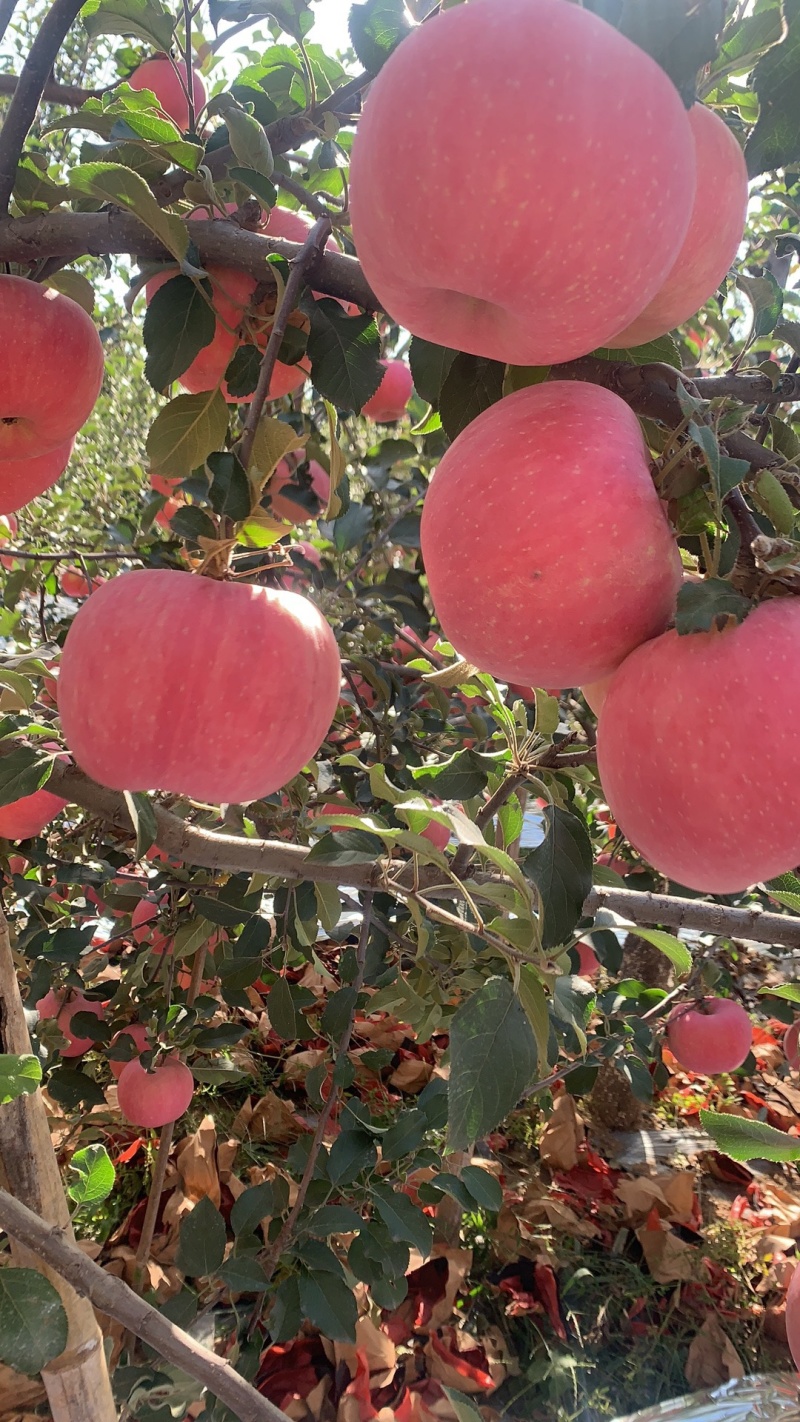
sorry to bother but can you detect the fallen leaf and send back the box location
[539,1094,584,1171]
[249,1089,309,1143]
[175,1114,221,1206]
[685,1315,744,1389]
[389,1055,433,1093]
[425,1327,503,1394]
[636,1213,707,1284]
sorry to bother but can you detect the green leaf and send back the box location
[305,1204,365,1237]
[736,272,784,340]
[299,1272,357,1342]
[304,298,383,411]
[218,1256,268,1293]
[224,343,261,399]
[517,964,550,1073]
[0,1053,41,1105]
[718,456,751,498]
[411,748,502,800]
[700,1108,800,1163]
[146,390,229,479]
[746,0,800,176]
[70,163,187,264]
[448,976,538,1151]
[381,1109,428,1161]
[0,1270,68,1375]
[591,333,682,369]
[408,337,457,408]
[759,981,800,1004]
[270,1276,302,1342]
[230,1181,274,1237]
[503,364,551,396]
[176,1196,227,1277]
[629,927,692,978]
[349,0,413,72]
[321,986,357,1040]
[81,0,175,48]
[122,790,157,858]
[460,1164,503,1211]
[675,578,753,635]
[207,451,252,522]
[0,747,55,812]
[752,470,797,535]
[439,352,505,440]
[371,1184,433,1256]
[522,806,592,950]
[67,1143,115,1207]
[442,1389,485,1422]
[224,106,274,179]
[143,275,215,392]
[268,977,299,1041]
[307,829,385,865]
[327,1128,377,1185]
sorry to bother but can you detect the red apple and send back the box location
[0,276,104,459]
[150,472,180,498]
[108,1022,151,1079]
[59,569,341,803]
[582,676,614,716]
[421,381,682,686]
[666,997,752,1075]
[596,599,800,893]
[348,0,695,366]
[116,1055,194,1127]
[36,989,105,1058]
[268,459,330,522]
[145,266,257,398]
[786,1260,800,1369]
[0,744,68,840]
[59,566,102,598]
[131,895,171,954]
[0,438,73,515]
[785,1021,800,1071]
[610,105,748,347]
[575,941,600,978]
[361,361,414,422]
[128,55,206,131]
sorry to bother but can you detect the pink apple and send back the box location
[348,0,695,365]
[116,1055,194,1127]
[361,360,414,422]
[421,381,682,686]
[597,599,800,893]
[785,1021,800,1071]
[36,989,106,1058]
[0,438,73,515]
[575,941,600,978]
[128,55,206,132]
[108,1022,151,1079]
[666,997,752,1075]
[582,676,614,716]
[610,105,748,347]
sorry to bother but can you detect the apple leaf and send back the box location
[349,0,412,73]
[81,0,175,49]
[304,298,382,411]
[0,1271,68,1376]
[143,275,216,392]
[146,390,229,478]
[439,352,505,440]
[70,163,187,264]
[746,0,800,176]
[0,1053,42,1106]
[522,806,593,949]
[700,1108,800,1163]
[675,578,753,635]
[448,976,538,1150]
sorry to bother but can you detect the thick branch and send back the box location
[584,884,800,948]
[0,209,378,309]
[0,0,87,215]
[0,73,102,105]
[0,1188,293,1422]
[0,2,20,47]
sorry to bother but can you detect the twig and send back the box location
[274,170,344,219]
[180,0,196,134]
[238,215,332,470]
[0,0,87,215]
[0,548,137,560]
[0,1,20,46]
[449,765,531,878]
[724,486,762,550]
[0,73,103,104]
[0,1188,294,1422]
[260,893,374,1284]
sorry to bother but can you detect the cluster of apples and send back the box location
[351,0,799,897]
[0,277,105,515]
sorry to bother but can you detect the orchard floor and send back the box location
[3,939,800,1422]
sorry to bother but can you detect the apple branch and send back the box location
[0,1,20,45]
[0,0,88,215]
[0,1188,295,1422]
[0,73,103,104]
[238,215,332,471]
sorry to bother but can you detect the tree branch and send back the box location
[0,1188,294,1422]
[0,2,20,47]
[239,215,332,470]
[0,73,103,105]
[583,884,800,948]
[0,209,378,309]
[0,0,87,215]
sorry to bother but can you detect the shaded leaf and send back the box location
[305,298,382,410]
[522,806,592,949]
[448,976,538,1150]
[146,390,229,478]
[746,0,800,176]
[0,748,55,811]
[675,578,753,634]
[143,275,215,391]
[299,1272,357,1342]
[349,0,412,72]
[0,1270,68,1375]
[70,162,187,263]
[439,352,505,440]
[177,1196,227,1276]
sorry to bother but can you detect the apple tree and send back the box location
[1,0,800,1416]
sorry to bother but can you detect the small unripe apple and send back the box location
[666,997,752,1075]
[128,55,206,131]
[36,989,106,1058]
[116,1055,194,1127]
[785,1021,800,1071]
[108,1022,151,1079]
[0,276,104,459]
[361,360,413,422]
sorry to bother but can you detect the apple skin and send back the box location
[666,997,752,1075]
[785,1021,800,1071]
[596,599,800,894]
[0,276,104,459]
[420,381,682,686]
[145,266,257,397]
[581,676,614,716]
[128,55,206,131]
[116,1055,194,1128]
[609,105,748,347]
[0,787,67,841]
[58,569,341,804]
[59,566,102,598]
[786,1260,800,1370]
[0,438,73,515]
[268,459,330,522]
[109,1023,151,1080]
[36,989,105,1058]
[361,361,414,422]
[349,0,695,367]
[131,896,171,954]
[574,941,600,978]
